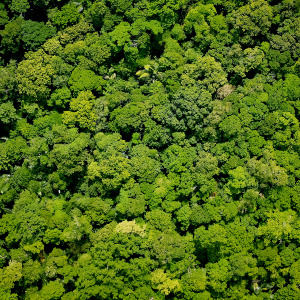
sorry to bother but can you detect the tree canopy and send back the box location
[1,0,300,299]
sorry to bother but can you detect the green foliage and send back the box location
[16,49,56,100]
[0,260,22,290]
[50,132,90,176]
[21,20,56,51]
[229,0,273,45]
[48,87,71,108]
[62,90,97,131]
[0,5,9,28]
[0,0,300,298]
[107,0,133,13]
[68,67,104,94]
[40,281,65,299]
[0,17,24,54]
[9,0,30,14]
[116,183,146,217]
[0,136,27,171]
[0,102,17,124]
[51,4,80,29]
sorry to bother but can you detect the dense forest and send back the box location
[1,0,300,299]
